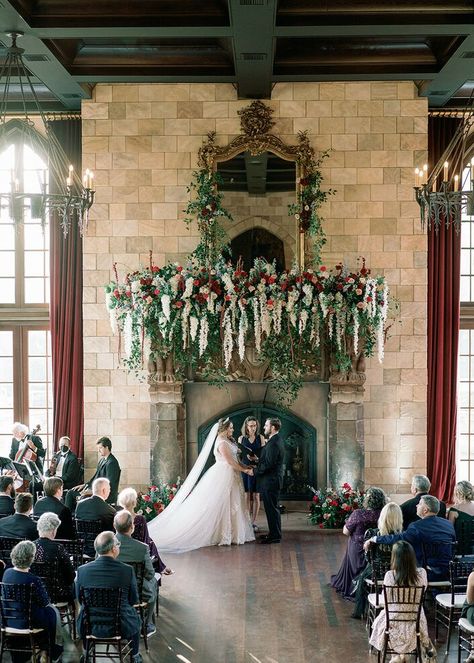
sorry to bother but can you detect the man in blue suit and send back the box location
[364,494,456,580]
[76,530,142,663]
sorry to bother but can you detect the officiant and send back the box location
[238,416,265,532]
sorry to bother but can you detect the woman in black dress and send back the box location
[238,416,265,532]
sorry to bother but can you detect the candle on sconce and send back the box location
[471,158,474,182]
[423,164,428,185]
[443,161,449,182]
[415,167,420,187]
[14,178,19,193]
[454,174,459,192]
[83,169,94,189]
[66,177,72,188]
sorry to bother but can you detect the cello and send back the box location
[15,424,41,464]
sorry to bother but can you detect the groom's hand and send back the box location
[247,454,258,462]
[247,468,254,476]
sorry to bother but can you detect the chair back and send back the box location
[29,559,58,603]
[448,559,474,601]
[74,519,102,557]
[55,537,85,570]
[0,582,35,629]
[421,540,456,576]
[0,537,23,566]
[79,586,123,637]
[123,560,145,600]
[382,584,425,630]
[457,518,474,556]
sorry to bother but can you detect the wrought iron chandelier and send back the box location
[414,93,474,231]
[0,32,94,236]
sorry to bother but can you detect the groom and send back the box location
[251,417,285,544]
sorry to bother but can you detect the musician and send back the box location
[66,436,121,511]
[45,436,82,490]
[10,422,45,472]
[0,476,15,516]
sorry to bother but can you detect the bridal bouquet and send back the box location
[308,483,364,529]
[136,478,181,522]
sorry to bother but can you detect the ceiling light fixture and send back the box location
[0,31,94,236]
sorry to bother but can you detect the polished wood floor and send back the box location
[57,512,462,663]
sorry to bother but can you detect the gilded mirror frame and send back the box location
[197,100,316,268]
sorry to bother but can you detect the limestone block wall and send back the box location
[82,81,427,494]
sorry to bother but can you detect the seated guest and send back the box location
[67,436,121,510]
[0,476,15,516]
[114,510,158,637]
[448,480,474,555]
[76,531,142,663]
[400,474,446,529]
[0,493,38,541]
[34,477,74,540]
[3,540,63,661]
[34,512,75,602]
[45,436,82,490]
[117,487,172,576]
[364,495,456,580]
[369,541,434,660]
[75,478,116,531]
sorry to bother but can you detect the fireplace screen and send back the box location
[198,406,316,500]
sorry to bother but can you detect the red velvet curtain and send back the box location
[427,116,462,502]
[48,118,84,459]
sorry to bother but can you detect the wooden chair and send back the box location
[366,549,392,638]
[458,616,474,663]
[79,586,133,662]
[74,518,102,558]
[123,560,152,652]
[422,540,456,590]
[56,537,85,571]
[0,581,49,661]
[378,584,426,663]
[456,518,474,557]
[435,559,474,654]
[0,537,23,566]
[30,558,77,640]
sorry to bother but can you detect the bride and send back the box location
[148,417,255,553]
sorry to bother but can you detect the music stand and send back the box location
[12,461,33,484]
[0,457,14,474]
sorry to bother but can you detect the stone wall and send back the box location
[82,81,427,493]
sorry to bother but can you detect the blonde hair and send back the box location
[455,480,474,502]
[217,417,231,435]
[377,502,403,536]
[117,487,138,510]
[241,416,260,437]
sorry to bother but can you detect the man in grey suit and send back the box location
[114,510,157,637]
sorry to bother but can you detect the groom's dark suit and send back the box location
[255,432,285,541]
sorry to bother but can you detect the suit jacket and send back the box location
[76,555,141,639]
[400,492,447,529]
[33,495,75,540]
[116,532,157,605]
[75,495,116,531]
[0,495,15,516]
[255,433,285,493]
[375,515,456,571]
[86,454,121,504]
[0,513,38,541]
[46,450,82,489]
[9,434,45,472]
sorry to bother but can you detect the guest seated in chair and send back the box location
[3,540,63,662]
[34,477,75,540]
[45,436,82,490]
[76,531,142,663]
[0,493,38,541]
[34,512,75,602]
[0,476,16,516]
[114,510,158,637]
[448,480,474,555]
[75,477,116,531]
[400,474,446,529]
[117,487,172,577]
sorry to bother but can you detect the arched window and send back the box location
[457,151,474,480]
[0,126,52,456]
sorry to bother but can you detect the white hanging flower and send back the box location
[105,292,119,334]
[131,280,140,293]
[302,284,313,307]
[299,310,309,335]
[252,298,261,352]
[319,292,329,318]
[238,304,248,361]
[222,273,235,294]
[335,311,343,350]
[377,318,385,363]
[273,300,283,335]
[161,294,171,322]
[353,309,360,356]
[183,277,194,299]
[190,316,199,342]
[260,294,271,336]
[181,301,191,349]
[199,316,209,356]
[223,309,233,368]
[123,314,133,358]
[170,274,180,296]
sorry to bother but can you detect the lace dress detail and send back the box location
[148,436,255,553]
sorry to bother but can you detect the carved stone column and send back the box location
[149,382,186,484]
[328,370,365,489]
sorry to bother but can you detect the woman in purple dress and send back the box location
[331,486,387,599]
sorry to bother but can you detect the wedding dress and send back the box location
[148,423,255,553]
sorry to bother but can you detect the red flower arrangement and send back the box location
[308,483,364,529]
[136,478,182,523]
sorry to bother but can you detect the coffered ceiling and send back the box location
[0,0,473,112]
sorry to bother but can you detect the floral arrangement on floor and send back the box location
[308,483,364,529]
[105,254,389,404]
[136,478,181,522]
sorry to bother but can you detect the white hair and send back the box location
[117,487,138,510]
[92,477,110,495]
[37,511,61,536]
[12,422,28,437]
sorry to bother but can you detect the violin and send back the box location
[15,424,41,464]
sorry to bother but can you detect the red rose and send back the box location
[366,296,372,303]
[175,301,183,308]
[154,288,160,295]
[143,495,151,502]
[151,265,159,273]
[319,523,324,528]
[177,266,183,272]
[193,279,200,286]
[320,266,326,272]
[113,289,120,297]
[225,294,231,301]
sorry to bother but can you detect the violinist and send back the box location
[45,436,82,490]
[10,422,45,472]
